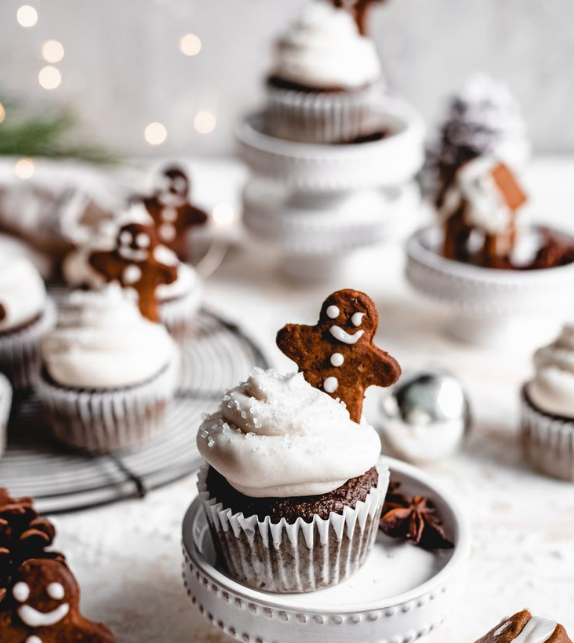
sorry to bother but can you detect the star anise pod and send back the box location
[0,488,64,606]
[380,480,454,550]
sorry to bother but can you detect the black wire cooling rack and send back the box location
[0,309,269,514]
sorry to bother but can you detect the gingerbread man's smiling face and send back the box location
[319,290,377,346]
[116,223,158,264]
[12,560,78,631]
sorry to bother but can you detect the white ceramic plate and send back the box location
[181,457,471,643]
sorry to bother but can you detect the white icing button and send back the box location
[47,582,65,600]
[13,582,30,602]
[26,637,42,643]
[352,312,365,327]
[330,353,344,367]
[123,265,142,285]
[323,377,338,393]
[136,233,150,248]
[162,207,178,223]
[326,305,340,319]
[160,223,176,241]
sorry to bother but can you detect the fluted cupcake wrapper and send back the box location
[197,463,389,593]
[160,281,203,347]
[37,357,179,453]
[0,299,57,390]
[266,82,384,144]
[0,373,13,459]
[521,386,574,482]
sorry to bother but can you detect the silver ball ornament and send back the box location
[379,368,472,463]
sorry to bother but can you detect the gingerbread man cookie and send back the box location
[89,221,177,323]
[277,289,401,422]
[0,558,115,643]
[142,166,208,261]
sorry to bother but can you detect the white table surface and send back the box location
[52,157,574,642]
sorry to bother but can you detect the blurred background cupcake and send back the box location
[0,256,56,390]
[265,0,385,144]
[197,368,387,593]
[37,285,179,452]
[521,324,574,482]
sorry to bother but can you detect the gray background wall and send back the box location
[0,0,572,157]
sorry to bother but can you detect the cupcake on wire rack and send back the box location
[197,289,400,592]
[521,324,574,482]
[0,256,56,390]
[37,285,178,452]
[266,0,387,144]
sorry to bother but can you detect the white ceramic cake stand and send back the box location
[406,225,574,347]
[236,99,425,282]
[181,457,471,643]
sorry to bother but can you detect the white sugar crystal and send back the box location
[207,437,215,448]
[245,432,255,439]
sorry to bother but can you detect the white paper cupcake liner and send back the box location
[0,299,57,390]
[197,464,389,593]
[266,82,384,144]
[0,373,13,460]
[521,387,574,482]
[37,357,179,453]
[160,281,203,346]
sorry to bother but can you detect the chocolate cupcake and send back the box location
[266,0,384,144]
[521,324,574,481]
[37,285,178,452]
[0,373,12,459]
[476,610,572,643]
[197,367,388,593]
[0,256,56,390]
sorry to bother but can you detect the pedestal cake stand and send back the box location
[236,100,425,282]
[182,457,471,643]
[406,225,574,347]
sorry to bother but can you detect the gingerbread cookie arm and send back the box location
[89,251,123,284]
[276,324,317,371]
[182,204,209,227]
[363,345,401,388]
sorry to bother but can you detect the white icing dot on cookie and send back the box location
[47,582,65,600]
[136,233,150,248]
[26,636,42,643]
[352,312,365,327]
[327,305,340,319]
[160,223,176,241]
[323,377,338,393]
[13,582,30,602]
[162,207,178,223]
[123,265,142,285]
[330,353,344,367]
[120,231,132,246]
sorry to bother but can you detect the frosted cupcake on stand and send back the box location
[0,256,56,389]
[37,286,178,452]
[266,0,384,144]
[521,325,574,481]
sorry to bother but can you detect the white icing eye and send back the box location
[47,582,65,600]
[136,233,150,248]
[13,582,30,603]
[326,305,340,319]
[352,312,365,327]
[120,231,132,246]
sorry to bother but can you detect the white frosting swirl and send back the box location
[197,368,381,498]
[529,325,574,418]
[271,0,382,89]
[42,286,176,389]
[0,257,47,332]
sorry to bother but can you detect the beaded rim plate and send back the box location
[181,457,471,643]
[0,308,269,515]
